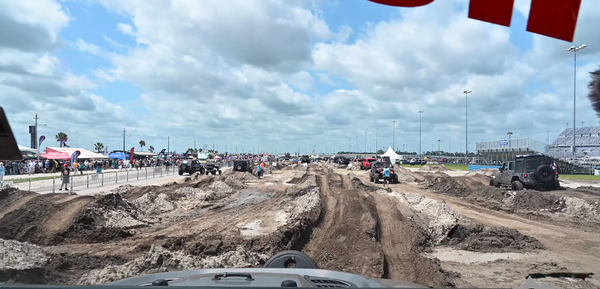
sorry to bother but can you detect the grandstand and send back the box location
[547,127,600,159]
[476,138,547,163]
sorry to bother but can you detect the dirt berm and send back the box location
[419,174,600,227]
[0,170,322,285]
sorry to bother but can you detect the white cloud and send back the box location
[3,0,600,155]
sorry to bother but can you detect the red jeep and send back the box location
[361,158,376,170]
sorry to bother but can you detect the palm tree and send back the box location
[148,146,155,153]
[94,142,105,153]
[589,67,600,118]
[139,140,146,152]
[55,132,68,146]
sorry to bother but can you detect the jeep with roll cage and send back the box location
[490,154,560,191]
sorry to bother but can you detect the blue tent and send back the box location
[108,152,130,160]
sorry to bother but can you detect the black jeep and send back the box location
[370,161,399,184]
[300,155,311,164]
[490,154,559,191]
[233,160,253,173]
[178,160,205,175]
[204,162,222,175]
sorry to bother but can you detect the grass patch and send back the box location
[404,164,469,171]
[560,174,600,182]
[11,175,58,184]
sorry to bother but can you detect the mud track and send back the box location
[303,167,455,287]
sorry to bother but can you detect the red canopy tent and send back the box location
[41,150,70,160]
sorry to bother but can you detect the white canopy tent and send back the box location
[382,147,401,164]
[18,144,39,153]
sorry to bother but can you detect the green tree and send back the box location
[55,132,68,145]
[139,140,146,151]
[285,152,291,158]
[148,146,155,153]
[377,149,384,154]
[94,142,105,153]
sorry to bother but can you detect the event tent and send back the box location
[41,150,70,160]
[109,152,130,160]
[382,147,401,164]
[45,147,109,159]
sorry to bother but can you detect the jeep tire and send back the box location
[511,180,524,191]
[236,165,242,171]
[178,170,183,176]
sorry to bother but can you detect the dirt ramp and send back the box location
[441,223,545,253]
[0,193,95,245]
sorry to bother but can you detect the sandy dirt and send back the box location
[1,164,599,288]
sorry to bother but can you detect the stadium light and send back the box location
[463,90,472,163]
[418,110,424,158]
[567,44,586,155]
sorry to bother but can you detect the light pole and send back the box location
[418,110,423,158]
[437,139,441,155]
[568,44,586,154]
[364,131,367,153]
[507,132,513,149]
[356,135,358,153]
[376,127,379,156]
[393,120,396,152]
[348,138,351,152]
[463,90,471,164]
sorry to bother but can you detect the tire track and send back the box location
[303,167,384,278]
[369,191,454,287]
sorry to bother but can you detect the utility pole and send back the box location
[437,139,441,155]
[167,136,170,155]
[123,128,127,152]
[364,131,367,153]
[34,114,40,149]
[348,138,351,152]
[507,132,513,149]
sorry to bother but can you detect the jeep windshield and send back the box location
[525,158,552,171]
[373,162,391,169]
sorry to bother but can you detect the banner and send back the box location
[130,147,135,160]
[70,150,81,166]
[38,135,46,147]
[158,149,166,158]
[60,138,67,148]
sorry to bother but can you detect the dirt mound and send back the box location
[287,172,310,184]
[0,239,49,283]
[224,175,245,189]
[78,245,269,284]
[350,175,378,191]
[60,193,147,244]
[573,186,600,196]
[419,165,448,172]
[397,193,460,244]
[132,192,175,218]
[441,223,545,253]
[465,168,497,177]
[183,172,204,182]
[422,175,471,197]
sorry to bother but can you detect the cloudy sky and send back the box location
[2,0,599,155]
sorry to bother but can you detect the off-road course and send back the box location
[2,162,600,288]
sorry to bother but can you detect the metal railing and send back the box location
[3,166,178,193]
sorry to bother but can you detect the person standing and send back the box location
[256,163,262,178]
[59,164,70,191]
[0,162,5,187]
[382,166,391,188]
